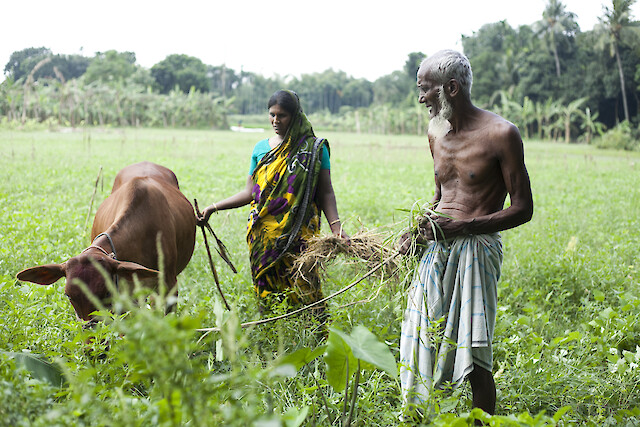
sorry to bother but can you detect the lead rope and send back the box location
[196,251,401,342]
[194,199,234,311]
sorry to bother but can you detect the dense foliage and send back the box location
[462,0,640,132]
[2,0,640,143]
[1,128,639,425]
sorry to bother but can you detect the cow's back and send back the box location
[91,162,196,283]
[111,162,180,193]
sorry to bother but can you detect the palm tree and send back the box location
[535,0,578,77]
[490,89,521,126]
[539,98,563,140]
[21,57,51,124]
[561,97,587,143]
[521,96,536,140]
[596,0,640,123]
[0,77,22,122]
[580,107,607,144]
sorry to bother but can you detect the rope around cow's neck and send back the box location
[82,232,119,290]
[195,251,401,339]
[92,232,117,259]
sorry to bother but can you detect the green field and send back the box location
[1,127,640,425]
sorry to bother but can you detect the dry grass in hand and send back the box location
[291,229,398,283]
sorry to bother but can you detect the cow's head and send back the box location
[17,253,159,321]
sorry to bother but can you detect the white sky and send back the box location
[1,0,638,82]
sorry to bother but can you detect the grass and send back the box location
[1,127,640,425]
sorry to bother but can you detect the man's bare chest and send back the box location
[432,140,499,186]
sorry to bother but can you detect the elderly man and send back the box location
[398,49,533,418]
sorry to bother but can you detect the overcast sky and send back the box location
[1,0,638,82]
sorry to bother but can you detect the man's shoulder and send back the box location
[479,110,521,143]
[480,109,515,128]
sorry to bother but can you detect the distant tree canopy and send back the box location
[4,47,90,82]
[151,54,209,94]
[2,0,640,132]
[83,50,139,84]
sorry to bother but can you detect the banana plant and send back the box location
[276,325,397,426]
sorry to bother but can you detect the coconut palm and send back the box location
[535,0,578,77]
[596,0,640,122]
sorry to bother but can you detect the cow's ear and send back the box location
[16,263,66,285]
[116,261,160,281]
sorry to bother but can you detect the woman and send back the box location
[199,90,349,311]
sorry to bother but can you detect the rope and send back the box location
[196,251,400,335]
[82,232,119,290]
[194,199,233,310]
[93,232,117,259]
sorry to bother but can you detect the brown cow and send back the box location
[17,162,197,321]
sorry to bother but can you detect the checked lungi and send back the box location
[400,233,503,407]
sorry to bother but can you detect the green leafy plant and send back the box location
[277,325,397,426]
[594,121,640,151]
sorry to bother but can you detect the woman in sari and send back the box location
[199,90,349,311]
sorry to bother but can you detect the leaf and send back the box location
[593,289,605,302]
[335,325,397,378]
[269,364,298,379]
[282,406,309,427]
[551,331,581,347]
[599,307,617,320]
[276,345,327,372]
[253,419,280,427]
[4,351,65,387]
[553,406,572,422]
[324,329,357,392]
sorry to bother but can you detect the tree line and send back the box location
[1,0,639,147]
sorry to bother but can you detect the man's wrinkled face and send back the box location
[418,67,454,139]
[417,68,441,119]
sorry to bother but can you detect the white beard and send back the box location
[428,114,451,140]
[428,88,453,140]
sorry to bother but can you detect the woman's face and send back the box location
[269,104,292,136]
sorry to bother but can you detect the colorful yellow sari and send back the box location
[247,91,328,307]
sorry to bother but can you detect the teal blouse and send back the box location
[249,138,330,175]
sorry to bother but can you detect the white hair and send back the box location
[420,50,473,99]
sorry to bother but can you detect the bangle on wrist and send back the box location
[329,219,341,226]
[212,203,218,213]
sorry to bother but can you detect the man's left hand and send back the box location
[418,216,470,240]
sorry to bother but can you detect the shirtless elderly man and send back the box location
[398,49,533,418]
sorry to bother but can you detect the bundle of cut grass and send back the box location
[291,229,398,283]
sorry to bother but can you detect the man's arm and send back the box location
[466,124,533,233]
[424,123,533,239]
